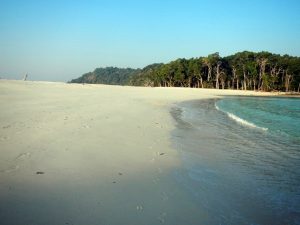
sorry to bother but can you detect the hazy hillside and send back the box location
[70,67,140,85]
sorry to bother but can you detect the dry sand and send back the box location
[0,80,277,225]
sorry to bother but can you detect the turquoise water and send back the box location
[216,97,300,140]
[171,97,300,225]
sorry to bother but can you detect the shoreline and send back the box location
[169,97,300,225]
[0,80,296,225]
[2,78,299,97]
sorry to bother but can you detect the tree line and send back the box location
[71,51,300,92]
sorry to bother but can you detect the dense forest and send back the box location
[70,51,300,92]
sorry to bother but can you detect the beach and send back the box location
[0,80,290,225]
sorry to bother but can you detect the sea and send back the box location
[171,96,300,225]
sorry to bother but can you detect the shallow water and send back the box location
[171,97,300,225]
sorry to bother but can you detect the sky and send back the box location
[1,0,300,81]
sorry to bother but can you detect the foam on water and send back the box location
[215,102,268,131]
[226,112,268,131]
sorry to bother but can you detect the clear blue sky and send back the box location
[1,0,300,81]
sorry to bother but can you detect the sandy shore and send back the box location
[0,80,277,225]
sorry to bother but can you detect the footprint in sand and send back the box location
[150,157,156,163]
[1,165,20,173]
[157,167,162,173]
[0,136,10,141]
[1,152,32,173]
[15,152,31,161]
[158,212,167,223]
[152,178,160,184]
[82,124,90,129]
[2,125,11,129]
[161,192,169,201]
[136,205,143,211]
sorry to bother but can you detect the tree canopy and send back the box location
[70,51,300,92]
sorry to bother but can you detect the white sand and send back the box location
[0,80,276,225]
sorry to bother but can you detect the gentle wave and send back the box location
[227,112,268,131]
[215,103,268,131]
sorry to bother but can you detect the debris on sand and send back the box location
[36,171,45,175]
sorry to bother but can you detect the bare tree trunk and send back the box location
[200,77,203,88]
[215,62,221,89]
[207,66,212,82]
[237,79,239,90]
[227,80,231,89]
[202,58,212,83]
[249,79,252,90]
[243,80,246,90]
[285,71,292,92]
[221,79,225,89]
[243,70,247,90]
[257,58,267,90]
[188,77,192,88]
[270,65,282,90]
[232,66,237,90]
[196,77,203,88]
